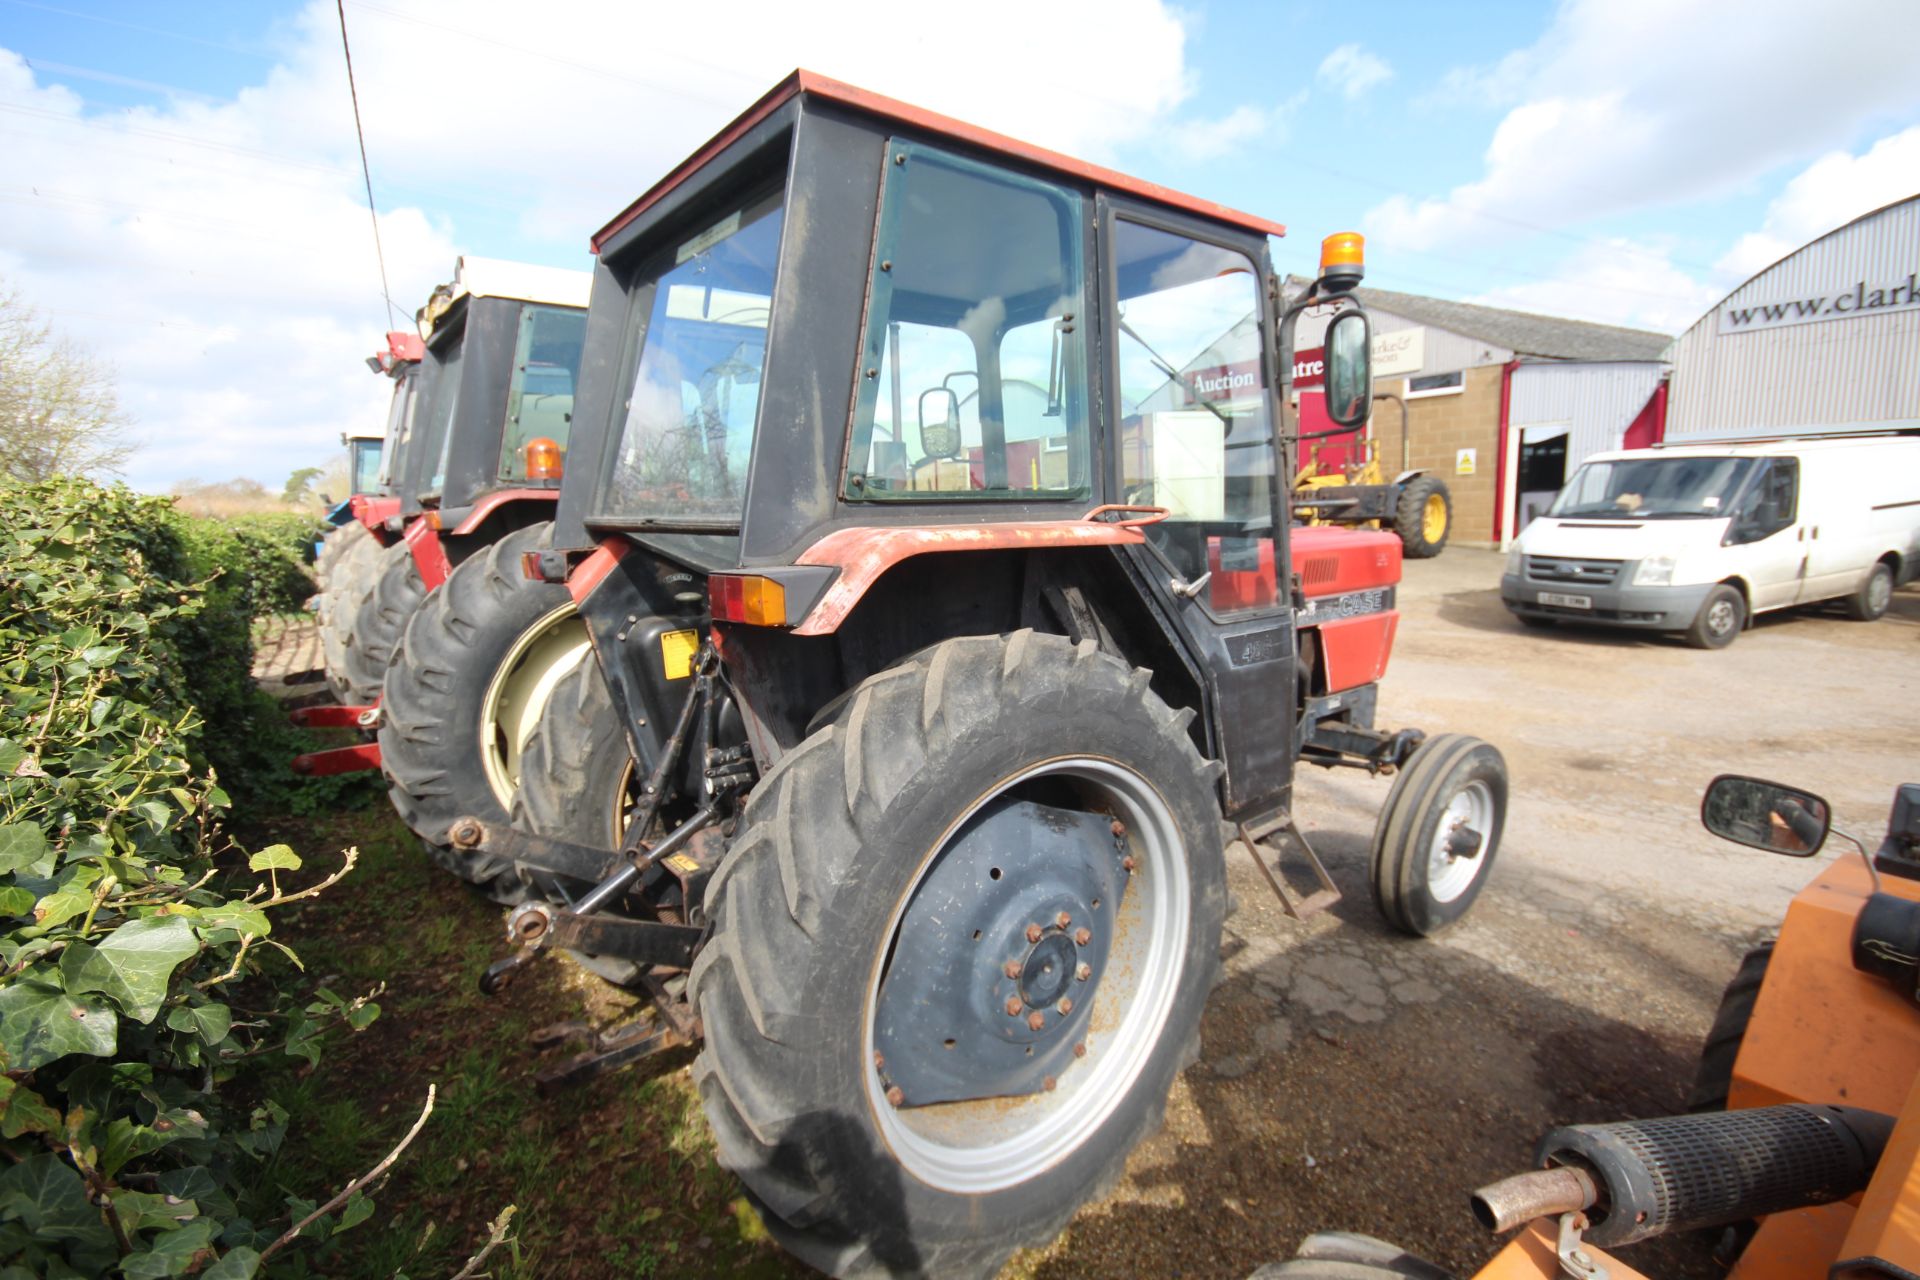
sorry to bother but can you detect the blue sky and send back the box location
[2,0,1916,492]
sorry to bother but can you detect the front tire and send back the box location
[1844,561,1894,622]
[690,632,1226,1277]
[1393,476,1451,559]
[1683,583,1745,649]
[380,523,590,887]
[1371,734,1507,936]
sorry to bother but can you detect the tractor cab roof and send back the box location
[555,70,1293,569]
[398,257,594,521]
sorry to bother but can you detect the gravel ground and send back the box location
[1013,549,1920,1279]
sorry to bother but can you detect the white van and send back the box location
[1500,434,1920,648]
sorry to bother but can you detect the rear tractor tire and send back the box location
[690,632,1227,1278]
[509,654,645,978]
[340,538,427,705]
[380,522,591,893]
[1393,476,1451,559]
[1371,733,1507,936]
[319,529,384,703]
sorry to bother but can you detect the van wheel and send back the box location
[1684,584,1745,649]
[1844,561,1894,622]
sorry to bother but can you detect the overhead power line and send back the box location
[334,0,399,329]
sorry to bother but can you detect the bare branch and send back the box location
[260,1084,436,1262]
[447,1205,518,1280]
[258,846,360,908]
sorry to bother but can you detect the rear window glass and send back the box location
[598,187,785,521]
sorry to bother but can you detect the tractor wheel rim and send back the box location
[864,756,1190,1194]
[1707,599,1737,636]
[1868,571,1891,613]
[1422,494,1446,542]
[479,603,592,811]
[1426,779,1493,903]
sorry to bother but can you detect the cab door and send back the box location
[1099,199,1295,820]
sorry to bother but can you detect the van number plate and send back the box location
[1538,591,1591,609]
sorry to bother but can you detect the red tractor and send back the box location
[453,72,1508,1276]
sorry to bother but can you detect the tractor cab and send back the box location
[546,72,1412,808]
[397,256,591,536]
[479,71,1506,1279]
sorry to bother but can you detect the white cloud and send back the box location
[0,0,1224,492]
[1369,0,1920,253]
[1468,238,1723,333]
[1716,125,1920,279]
[1316,44,1393,101]
[1160,91,1307,161]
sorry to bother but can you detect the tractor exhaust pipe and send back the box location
[1473,1104,1895,1248]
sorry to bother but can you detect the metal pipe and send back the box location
[1373,391,1410,473]
[574,802,719,916]
[1470,1167,1598,1233]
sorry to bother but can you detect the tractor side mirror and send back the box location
[918,387,962,459]
[1324,310,1372,428]
[1702,774,1830,857]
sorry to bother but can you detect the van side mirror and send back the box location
[1324,310,1372,428]
[1702,774,1830,856]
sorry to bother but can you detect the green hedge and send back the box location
[0,479,377,1278]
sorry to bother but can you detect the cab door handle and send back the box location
[1169,572,1212,600]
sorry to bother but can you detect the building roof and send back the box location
[1348,284,1672,363]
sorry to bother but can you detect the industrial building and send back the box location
[1297,285,1671,548]
[1665,194,1919,439]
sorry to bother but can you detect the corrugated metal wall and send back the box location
[1668,197,1920,434]
[1509,361,1667,467]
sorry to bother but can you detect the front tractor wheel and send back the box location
[1370,734,1507,936]
[690,632,1226,1277]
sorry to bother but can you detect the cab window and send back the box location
[845,144,1089,500]
[498,305,587,481]
[1114,220,1276,613]
[600,186,785,520]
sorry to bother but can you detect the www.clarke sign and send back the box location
[1719,272,1920,334]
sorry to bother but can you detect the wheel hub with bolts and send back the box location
[872,796,1129,1107]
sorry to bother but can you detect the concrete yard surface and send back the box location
[1015,549,1920,1279]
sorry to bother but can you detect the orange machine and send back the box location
[1269,774,1920,1280]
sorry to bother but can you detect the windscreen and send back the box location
[599,187,785,521]
[498,304,588,481]
[1549,455,1759,519]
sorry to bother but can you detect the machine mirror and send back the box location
[918,386,962,459]
[1324,310,1372,428]
[1701,774,1830,856]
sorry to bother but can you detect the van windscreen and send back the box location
[1549,456,1760,519]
